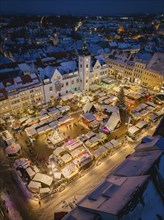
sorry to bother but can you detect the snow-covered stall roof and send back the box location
[90,84,100,91]
[128,126,140,135]
[81,113,96,122]
[32,173,53,186]
[105,112,120,131]
[70,146,85,159]
[13,158,30,169]
[61,153,72,163]
[53,146,66,156]
[28,181,41,191]
[135,121,148,129]
[25,126,37,137]
[62,163,78,179]
[39,187,51,194]
[5,143,21,155]
[83,102,94,114]
[65,140,83,152]
[94,146,108,159]
[25,167,36,179]
[61,93,75,101]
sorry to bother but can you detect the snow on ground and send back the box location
[1,192,23,220]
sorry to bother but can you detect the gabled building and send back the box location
[107,51,164,92]
[0,73,44,114]
[0,88,11,116]
[39,55,109,103]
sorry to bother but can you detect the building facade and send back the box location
[107,52,164,92]
[0,73,44,115]
[0,54,109,116]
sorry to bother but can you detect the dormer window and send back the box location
[6,82,12,86]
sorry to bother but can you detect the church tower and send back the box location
[78,55,91,91]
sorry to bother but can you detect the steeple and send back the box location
[82,38,87,51]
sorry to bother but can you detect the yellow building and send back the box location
[1,73,44,115]
[0,88,11,116]
[141,53,164,92]
[107,52,164,92]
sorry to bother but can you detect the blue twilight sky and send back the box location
[0,0,163,15]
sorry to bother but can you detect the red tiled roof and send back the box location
[2,78,14,87]
[20,74,32,84]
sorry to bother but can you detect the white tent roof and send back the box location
[83,101,93,113]
[32,173,53,186]
[128,126,140,135]
[28,181,41,190]
[5,144,21,155]
[53,172,62,180]
[26,167,35,178]
[39,187,51,194]
[135,121,148,129]
[13,158,30,168]
[105,112,120,131]
[62,163,78,179]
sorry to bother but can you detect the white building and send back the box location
[39,54,109,103]
[0,54,109,115]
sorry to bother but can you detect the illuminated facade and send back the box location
[108,52,164,92]
[0,73,44,115]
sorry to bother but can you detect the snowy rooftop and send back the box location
[114,150,162,177]
[146,52,164,75]
[78,175,149,215]
[135,135,164,151]
[2,73,41,92]
[63,207,98,220]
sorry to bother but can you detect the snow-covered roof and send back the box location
[81,113,96,122]
[79,175,149,215]
[114,150,162,177]
[135,120,148,129]
[18,63,31,72]
[105,112,120,131]
[128,126,140,135]
[62,207,97,220]
[94,146,108,159]
[32,173,53,186]
[83,102,94,114]
[135,136,164,151]
[62,163,78,179]
[28,181,41,190]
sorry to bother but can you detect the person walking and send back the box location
[39,200,41,207]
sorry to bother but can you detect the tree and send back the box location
[116,87,126,111]
[116,87,129,123]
